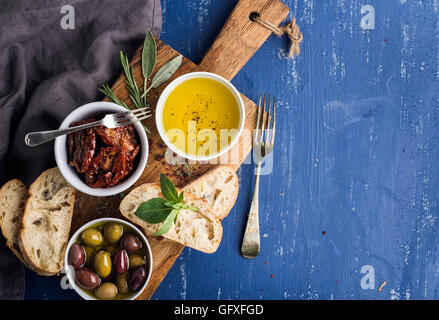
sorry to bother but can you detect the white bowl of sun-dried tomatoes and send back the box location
[54,102,148,197]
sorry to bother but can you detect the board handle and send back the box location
[198,0,290,81]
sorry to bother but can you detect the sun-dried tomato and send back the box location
[85,147,130,188]
[67,117,140,189]
[126,145,140,172]
[95,125,138,152]
[67,119,97,174]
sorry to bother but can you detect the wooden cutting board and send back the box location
[70,0,289,300]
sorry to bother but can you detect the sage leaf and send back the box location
[142,29,156,79]
[135,198,172,223]
[155,209,179,236]
[160,173,179,202]
[150,55,182,89]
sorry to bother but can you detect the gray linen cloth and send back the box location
[0,0,161,299]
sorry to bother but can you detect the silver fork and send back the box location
[25,107,151,147]
[241,94,276,259]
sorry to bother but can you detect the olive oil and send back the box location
[162,78,240,157]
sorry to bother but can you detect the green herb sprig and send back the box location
[141,55,183,98]
[98,84,129,109]
[141,29,156,106]
[99,29,183,133]
[120,50,145,109]
[135,174,198,236]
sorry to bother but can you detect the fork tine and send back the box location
[260,94,267,143]
[115,109,151,119]
[130,108,151,115]
[116,112,151,126]
[271,96,276,145]
[117,114,151,127]
[255,95,262,142]
[118,110,151,122]
[114,106,150,117]
[266,94,272,144]
[133,114,151,122]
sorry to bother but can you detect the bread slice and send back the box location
[0,179,28,263]
[18,168,75,276]
[183,165,238,220]
[120,184,223,254]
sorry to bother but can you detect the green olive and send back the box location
[81,228,104,247]
[83,246,96,266]
[94,251,112,278]
[129,254,146,269]
[115,272,130,294]
[104,223,123,243]
[94,282,118,300]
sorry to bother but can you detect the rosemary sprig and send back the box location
[98,84,129,109]
[120,51,145,109]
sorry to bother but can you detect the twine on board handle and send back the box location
[250,12,303,58]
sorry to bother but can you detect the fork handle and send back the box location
[25,121,101,147]
[241,162,262,259]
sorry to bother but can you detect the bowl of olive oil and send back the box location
[155,72,245,161]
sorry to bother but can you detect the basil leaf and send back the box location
[160,174,179,202]
[135,198,172,223]
[155,209,179,236]
[142,29,156,79]
[164,201,177,208]
[137,174,197,236]
[150,55,183,89]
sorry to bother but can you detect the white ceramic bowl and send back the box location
[155,71,245,161]
[64,218,153,300]
[54,102,148,197]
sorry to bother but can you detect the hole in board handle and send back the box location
[249,11,260,22]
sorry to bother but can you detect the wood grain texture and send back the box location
[70,0,289,300]
[198,0,289,79]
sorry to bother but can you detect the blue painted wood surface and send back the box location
[25,0,439,300]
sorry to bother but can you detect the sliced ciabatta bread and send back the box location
[0,179,28,263]
[120,183,223,254]
[183,165,238,220]
[19,168,75,276]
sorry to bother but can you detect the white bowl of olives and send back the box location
[64,218,153,300]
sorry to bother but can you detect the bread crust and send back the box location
[18,168,75,276]
[0,179,28,263]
